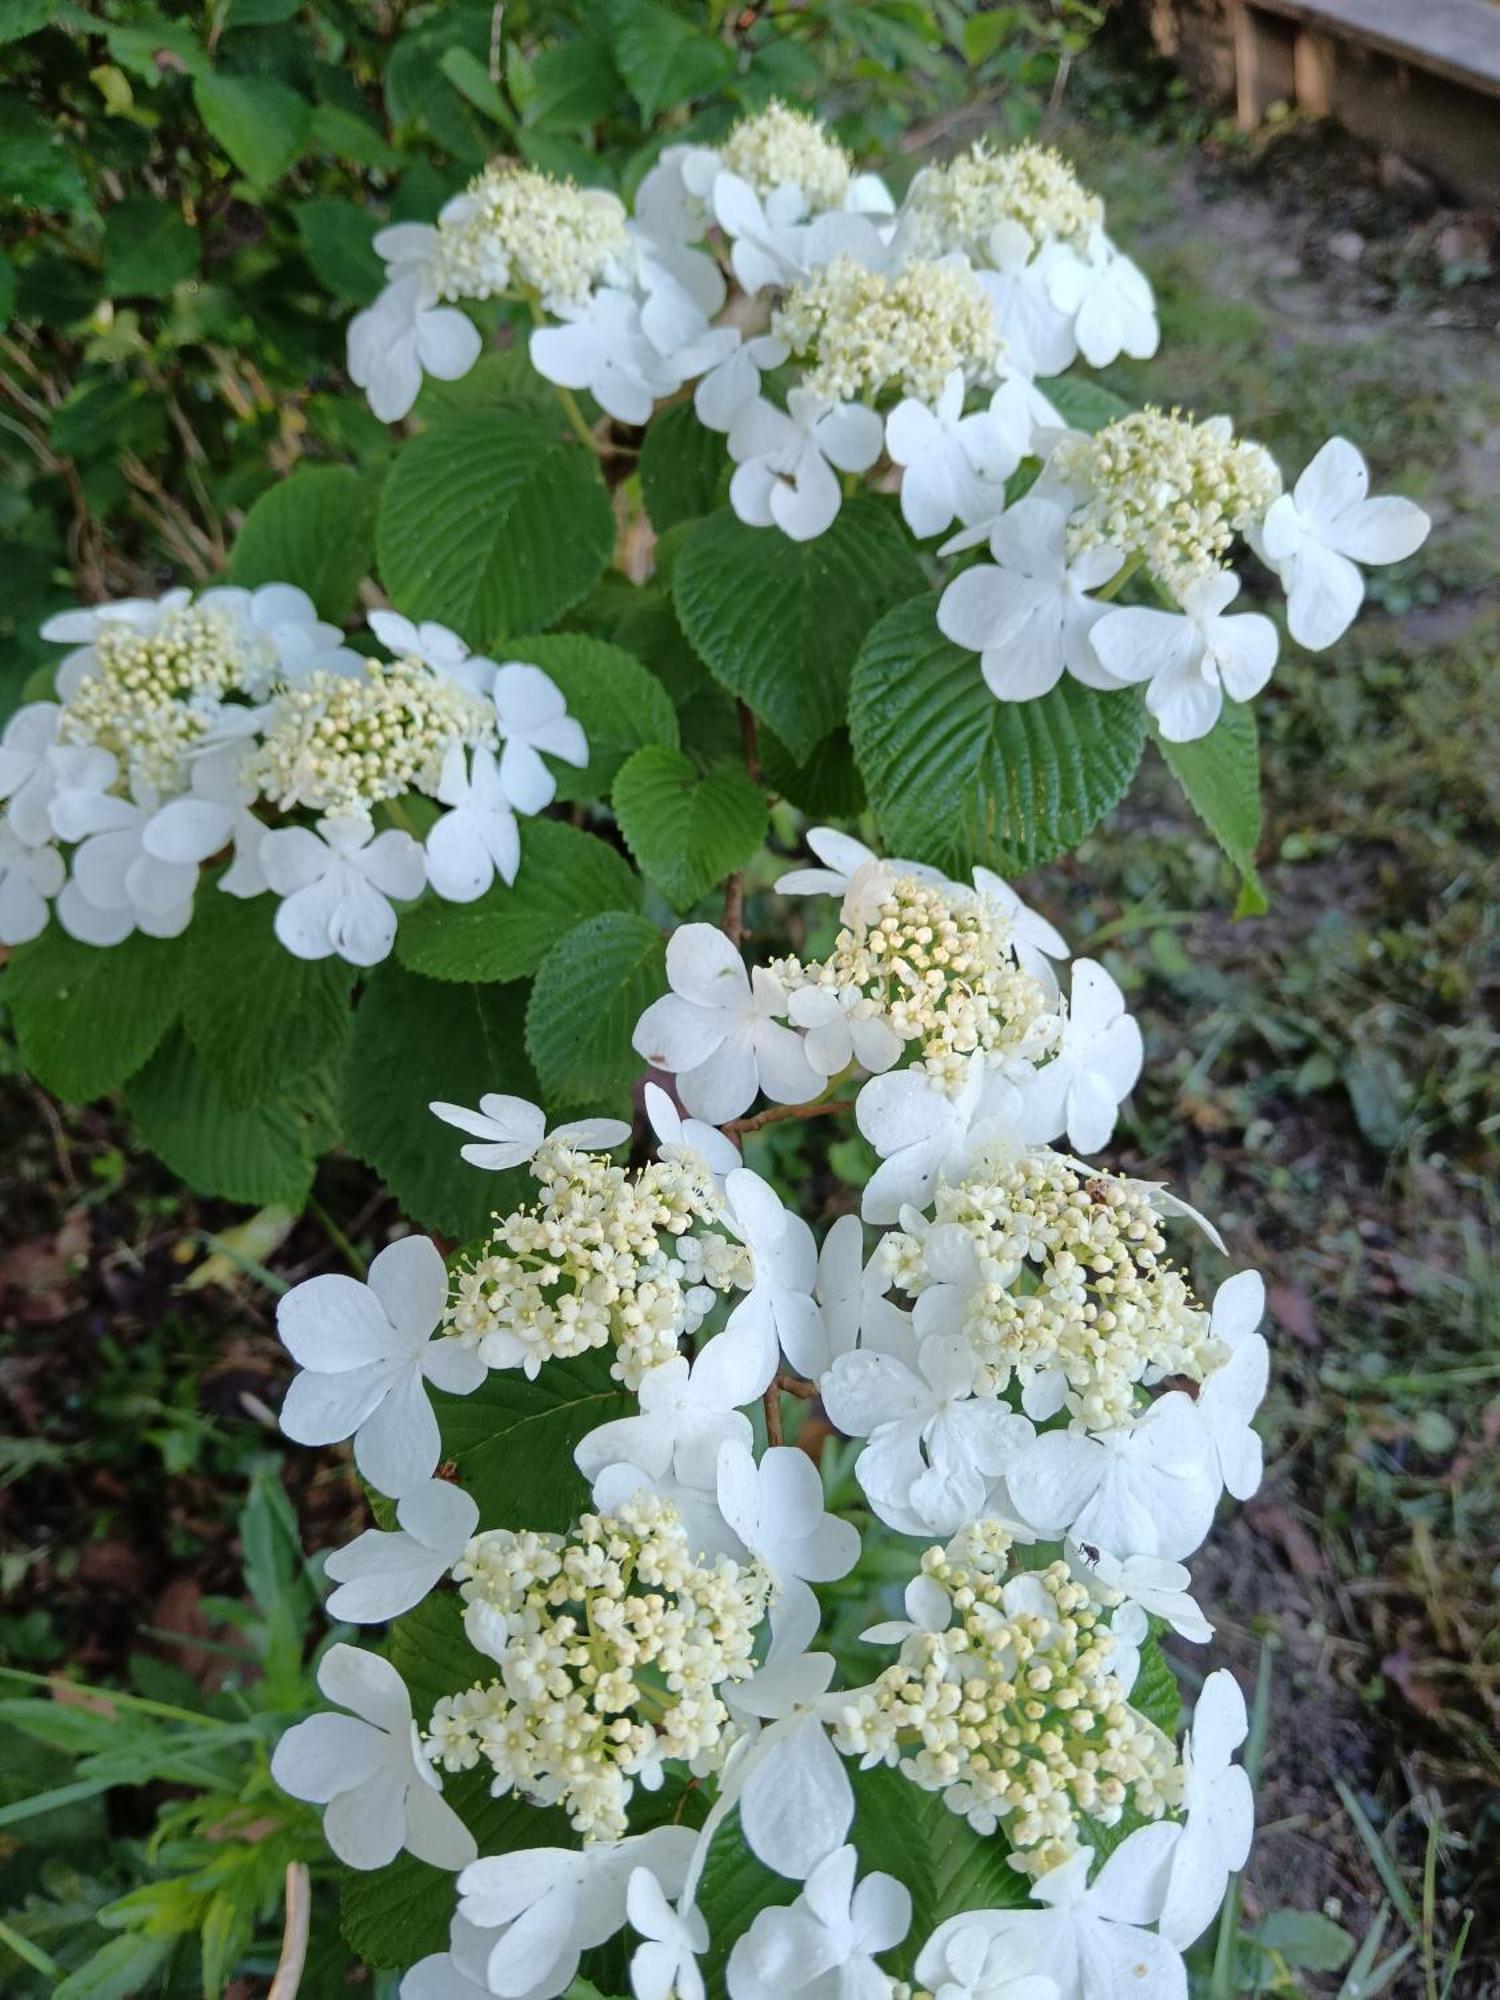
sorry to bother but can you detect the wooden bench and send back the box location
[1230,0,1500,201]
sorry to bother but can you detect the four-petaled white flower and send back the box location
[1018,957,1142,1155]
[774,826,942,905]
[885,369,1022,539]
[399,1915,504,2000]
[786,982,904,1082]
[824,1325,1035,1536]
[972,864,1070,997]
[1254,437,1429,650]
[325,1477,480,1624]
[348,270,483,424]
[916,1824,1187,2000]
[52,779,198,946]
[0,823,64,944]
[1194,1270,1270,1502]
[728,390,883,542]
[276,1235,486,1497]
[0,701,63,846]
[1158,1669,1255,1948]
[1006,1390,1220,1562]
[979,220,1080,379]
[634,922,827,1123]
[912,1916,1060,2000]
[424,743,521,902]
[1091,570,1279,743]
[271,1644,476,1872]
[627,1865,709,2000]
[491,661,588,814]
[368,611,498,697]
[643,1079,742,1183]
[726,1844,911,2000]
[457,1828,697,2000]
[1068,1543,1213,1645]
[806,1210,911,1379]
[429,1090,630,1172]
[261,813,425,966]
[856,1052,1022,1223]
[531,287,685,426]
[722,1167,823,1384]
[713,173,811,294]
[1044,228,1160,369]
[695,332,790,433]
[577,1340,760,1496]
[198,581,355,694]
[937,497,1123,702]
[717,1440,861,1636]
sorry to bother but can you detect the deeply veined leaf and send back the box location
[759,724,866,820]
[193,71,312,187]
[639,401,726,530]
[125,1031,315,1208]
[525,910,666,1107]
[228,464,381,623]
[673,500,925,760]
[377,410,615,645]
[608,0,735,118]
[1158,700,1268,915]
[6,928,183,1102]
[612,745,766,912]
[1039,375,1132,435]
[437,1349,635,1535]
[396,819,642,983]
[694,1808,794,1985]
[342,967,536,1241]
[504,632,678,803]
[849,594,1147,873]
[1129,1630,1182,1736]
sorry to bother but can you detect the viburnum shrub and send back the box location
[2,55,1434,1997]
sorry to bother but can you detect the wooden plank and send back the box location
[1249,0,1500,94]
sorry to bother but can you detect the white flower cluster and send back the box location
[1,591,587,962]
[270,831,1269,2000]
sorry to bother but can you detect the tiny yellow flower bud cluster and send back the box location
[718,98,851,211]
[773,868,1052,1093]
[60,606,253,792]
[1051,407,1283,596]
[881,1151,1215,1429]
[429,1493,772,1842]
[434,163,633,307]
[443,1140,751,1389]
[774,255,1003,406]
[251,656,492,819]
[900,141,1105,260]
[833,1533,1180,1874]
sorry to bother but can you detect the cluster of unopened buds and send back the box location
[0,589,586,958]
[350,100,1430,742]
[269,826,1270,1999]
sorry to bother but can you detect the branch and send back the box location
[722,1097,853,1139]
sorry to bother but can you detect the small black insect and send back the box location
[1079,1542,1102,1566]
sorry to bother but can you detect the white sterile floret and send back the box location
[886,369,1025,539]
[52,780,198,946]
[807,1209,912,1377]
[712,172,812,295]
[1006,1389,1221,1561]
[0,700,63,846]
[822,1323,1034,1536]
[325,1478,480,1624]
[836,1530,1178,1868]
[978,219,1080,379]
[196,581,354,695]
[726,1843,910,2000]
[435,1494,772,1840]
[915,1823,1188,2000]
[423,742,519,901]
[728,389,883,543]
[399,1915,499,2000]
[261,813,425,966]
[1018,957,1143,1155]
[271,1644,475,1872]
[634,921,827,1123]
[428,1091,630,1172]
[644,1079,743,1184]
[1044,228,1159,367]
[1158,1669,1255,1948]
[716,1441,861,1638]
[575,1340,759,1496]
[490,660,588,813]
[367,611,497,696]
[774,825,941,903]
[627,1865,709,2000]
[348,271,482,424]
[1091,568,1279,742]
[971,866,1069,997]
[912,1919,1059,2000]
[1193,1273,1270,1502]
[694,332,789,434]
[0,824,64,944]
[1048,408,1282,596]
[855,1052,1023,1223]
[276,1235,485,1496]
[531,287,688,426]
[774,255,1003,407]
[937,495,1124,701]
[456,1826,696,2000]
[721,1167,823,1383]
[1252,435,1430,649]
[138,738,266,900]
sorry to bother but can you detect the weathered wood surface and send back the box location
[1247,0,1500,95]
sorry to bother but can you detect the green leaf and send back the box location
[613,745,766,913]
[0,1,53,43]
[848,594,1147,873]
[439,1349,632,1532]
[342,967,536,1240]
[413,347,553,424]
[509,632,678,804]
[377,410,615,645]
[397,819,642,983]
[6,928,183,1101]
[193,71,312,187]
[609,0,735,118]
[1157,700,1267,914]
[182,889,354,1107]
[1130,1632,1182,1736]
[53,1932,172,2000]
[674,501,925,760]
[759,725,866,819]
[639,402,725,531]
[125,1031,314,1207]
[1251,1909,1355,1972]
[310,102,400,171]
[1038,376,1131,435]
[102,194,198,298]
[694,1811,793,1985]
[294,196,384,305]
[228,464,380,623]
[525,911,665,1107]
[440,46,517,130]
